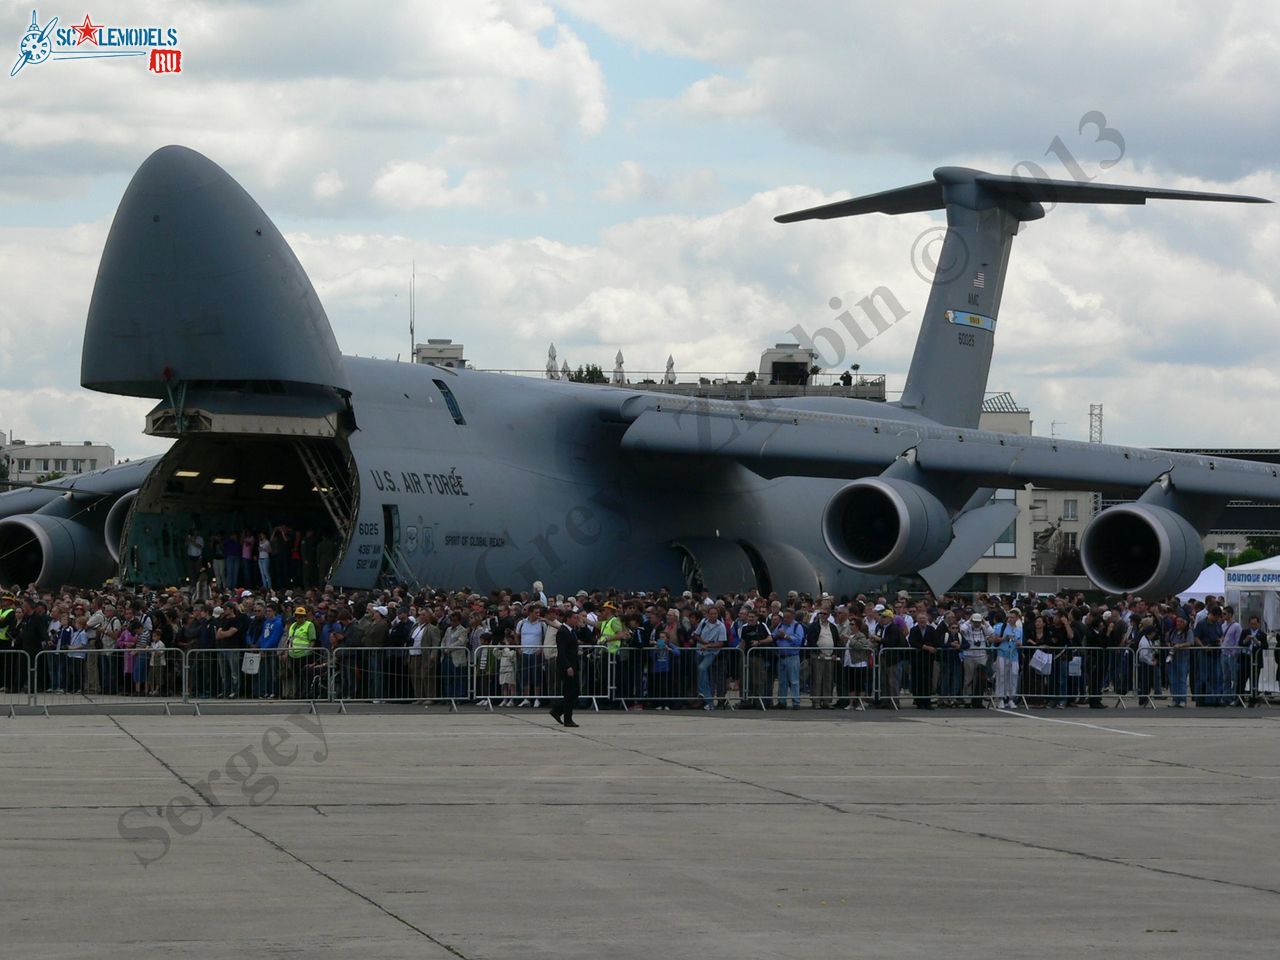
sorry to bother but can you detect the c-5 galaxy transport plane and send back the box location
[0,147,1272,597]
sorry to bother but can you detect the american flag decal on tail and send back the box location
[973,272,985,288]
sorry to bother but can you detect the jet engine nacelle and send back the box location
[0,513,116,588]
[822,477,952,573]
[102,489,138,562]
[1080,503,1203,596]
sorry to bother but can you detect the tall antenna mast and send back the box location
[409,259,415,362]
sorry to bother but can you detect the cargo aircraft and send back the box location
[0,147,1272,597]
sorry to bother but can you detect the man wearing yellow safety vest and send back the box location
[0,593,18,694]
[282,605,316,699]
[597,602,630,706]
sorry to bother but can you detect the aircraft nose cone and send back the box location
[81,145,349,400]
[124,144,233,198]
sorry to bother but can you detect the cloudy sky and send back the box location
[1,0,1277,460]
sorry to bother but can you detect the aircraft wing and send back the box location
[0,457,160,516]
[0,457,161,587]
[618,398,1280,500]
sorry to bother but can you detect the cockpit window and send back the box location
[432,379,466,425]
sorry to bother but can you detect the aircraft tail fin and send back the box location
[776,167,1269,428]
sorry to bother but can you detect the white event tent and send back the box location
[1178,563,1225,602]
[1223,556,1280,694]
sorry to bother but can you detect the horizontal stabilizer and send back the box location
[775,166,1269,223]
[975,172,1270,207]
[774,180,942,221]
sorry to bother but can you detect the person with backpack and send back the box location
[514,604,546,708]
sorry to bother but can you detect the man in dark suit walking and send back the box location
[550,609,586,727]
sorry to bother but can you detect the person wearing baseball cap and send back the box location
[960,611,994,708]
[599,602,625,654]
[0,593,17,694]
[874,608,906,706]
[282,604,316,699]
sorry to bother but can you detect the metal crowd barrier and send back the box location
[1162,643,1247,708]
[1243,645,1279,702]
[1,649,32,712]
[32,648,186,709]
[471,644,610,711]
[613,645,743,710]
[332,645,462,708]
[184,647,332,707]
[864,643,1146,710]
[14,634,1279,715]
[861,644,1005,710]
[744,647,865,710]
[1257,648,1280,700]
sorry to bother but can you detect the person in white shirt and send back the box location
[147,629,166,696]
[992,610,1022,709]
[1135,622,1159,707]
[514,605,546,707]
[810,610,839,708]
[185,530,204,583]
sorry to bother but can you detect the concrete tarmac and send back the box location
[1,707,1277,959]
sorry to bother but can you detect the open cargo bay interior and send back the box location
[120,436,356,586]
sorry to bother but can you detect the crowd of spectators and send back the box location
[1,580,1276,709]
[180,526,339,594]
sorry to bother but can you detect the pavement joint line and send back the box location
[505,712,1280,898]
[904,714,1267,783]
[993,708,1153,736]
[0,800,814,812]
[850,806,1280,898]
[106,716,472,959]
[225,814,469,958]
[20,772,1260,782]
[1,798,1275,813]
[500,710,846,811]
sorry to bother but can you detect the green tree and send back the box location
[743,370,757,384]
[1245,535,1280,558]
[569,363,606,384]
[0,457,8,482]
[1204,550,1228,568]
[35,470,65,484]
[1235,547,1265,565]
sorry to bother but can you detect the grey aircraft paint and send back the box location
[0,147,1272,598]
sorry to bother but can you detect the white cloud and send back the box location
[312,169,345,200]
[0,389,169,463]
[372,161,508,208]
[559,0,1280,179]
[594,160,719,204]
[0,0,607,213]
